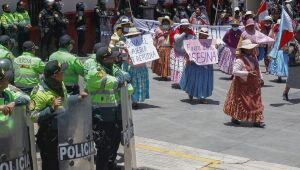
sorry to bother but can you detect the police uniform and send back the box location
[14,4,31,54]
[53,2,69,49]
[49,35,84,95]
[83,43,104,77]
[85,47,133,170]
[75,2,86,57]
[0,5,18,38]
[30,60,67,170]
[0,35,15,61]
[94,3,109,43]
[38,4,56,61]
[14,41,45,94]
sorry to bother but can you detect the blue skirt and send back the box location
[126,65,150,103]
[180,63,214,99]
[269,50,288,77]
[257,47,266,61]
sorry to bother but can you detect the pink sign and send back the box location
[183,39,218,65]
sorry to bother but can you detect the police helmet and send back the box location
[0,59,14,82]
[76,2,85,11]
[0,35,11,46]
[45,0,55,6]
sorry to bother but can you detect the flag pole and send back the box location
[214,0,220,25]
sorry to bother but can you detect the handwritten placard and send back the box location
[184,39,218,65]
[126,34,159,65]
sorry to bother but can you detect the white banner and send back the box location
[133,18,231,40]
[126,34,159,65]
[184,39,218,65]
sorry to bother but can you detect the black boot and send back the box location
[253,122,266,128]
[283,93,289,101]
[231,118,240,125]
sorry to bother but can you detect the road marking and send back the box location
[136,143,220,170]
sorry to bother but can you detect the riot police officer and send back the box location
[0,4,18,38]
[75,2,87,57]
[53,1,69,49]
[39,0,56,61]
[14,41,45,94]
[0,35,15,61]
[14,1,32,54]
[83,42,104,76]
[94,1,109,43]
[85,46,133,170]
[49,35,84,95]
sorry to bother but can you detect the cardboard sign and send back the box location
[184,39,218,65]
[126,34,159,65]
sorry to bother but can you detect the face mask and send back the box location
[232,27,239,31]
[123,27,130,33]
[162,25,170,29]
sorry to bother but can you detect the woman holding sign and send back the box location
[224,39,265,128]
[152,16,173,80]
[123,27,150,109]
[179,28,214,103]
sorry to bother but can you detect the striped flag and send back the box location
[257,0,268,22]
[279,8,294,49]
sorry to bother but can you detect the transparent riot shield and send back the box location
[57,96,95,170]
[0,106,33,170]
[121,87,137,169]
[99,15,113,44]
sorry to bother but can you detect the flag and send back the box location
[257,0,268,22]
[269,8,294,58]
[278,8,294,49]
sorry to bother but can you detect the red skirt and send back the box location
[151,47,171,77]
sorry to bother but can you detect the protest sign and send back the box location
[126,34,159,65]
[184,39,218,65]
[133,18,231,40]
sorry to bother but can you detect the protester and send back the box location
[169,19,195,88]
[224,39,265,128]
[283,26,300,101]
[190,7,210,25]
[123,27,149,109]
[180,28,214,103]
[219,19,242,76]
[233,7,242,21]
[173,6,189,23]
[152,16,173,80]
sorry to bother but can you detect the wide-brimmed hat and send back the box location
[180,19,190,26]
[246,18,255,27]
[239,39,258,49]
[234,7,240,12]
[158,16,173,26]
[199,27,209,36]
[264,16,273,22]
[124,27,141,37]
[245,11,253,16]
[285,0,293,3]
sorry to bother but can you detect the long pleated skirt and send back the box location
[218,46,236,75]
[127,65,150,103]
[269,51,289,77]
[180,63,214,99]
[151,47,171,77]
[170,48,186,83]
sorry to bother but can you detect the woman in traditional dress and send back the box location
[179,28,213,103]
[268,19,289,82]
[169,19,195,88]
[283,26,300,101]
[219,19,242,77]
[152,16,173,80]
[224,39,265,128]
[123,27,149,108]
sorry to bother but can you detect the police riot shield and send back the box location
[0,106,33,170]
[99,15,113,44]
[121,87,137,170]
[57,96,95,170]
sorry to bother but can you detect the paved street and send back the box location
[132,63,300,169]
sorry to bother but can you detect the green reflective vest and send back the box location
[14,52,45,88]
[0,44,15,60]
[85,64,133,121]
[0,12,16,30]
[49,48,84,86]
[14,10,31,28]
[83,54,97,76]
[30,80,67,123]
